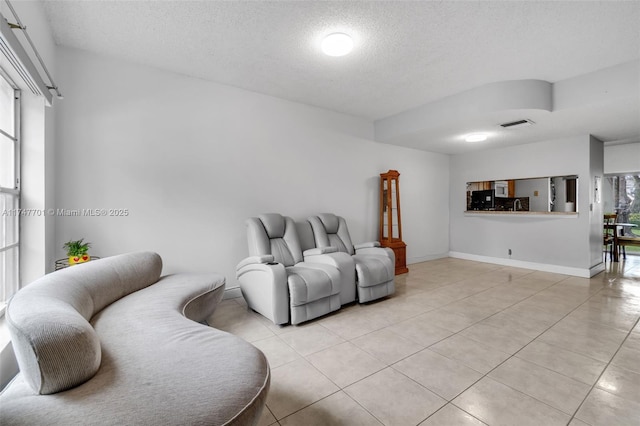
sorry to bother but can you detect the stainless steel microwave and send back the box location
[494,181,508,198]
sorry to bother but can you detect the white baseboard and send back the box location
[589,262,606,277]
[408,253,449,264]
[448,251,604,278]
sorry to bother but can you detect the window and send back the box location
[1,69,20,312]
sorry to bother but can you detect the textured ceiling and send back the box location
[42,0,640,153]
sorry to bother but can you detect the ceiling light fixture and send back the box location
[321,33,353,57]
[465,133,488,142]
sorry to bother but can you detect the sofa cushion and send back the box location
[353,254,395,287]
[287,266,337,306]
[309,214,356,255]
[259,213,286,238]
[5,252,162,394]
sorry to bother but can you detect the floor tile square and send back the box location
[576,387,640,426]
[536,320,627,362]
[568,419,591,426]
[405,289,461,308]
[453,377,571,426]
[410,309,478,333]
[567,303,639,332]
[209,312,275,342]
[251,336,301,368]
[345,368,446,426]
[279,391,383,426]
[419,404,486,425]
[440,300,502,322]
[500,303,565,326]
[257,407,277,426]
[306,341,386,388]
[266,358,339,420]
[623,332,640,351]
[318,309,391,340]
[351,327,424,365]
[515,294,579,316]
[429,334,511,374]
[515,340,607,385]
[488,357,591,414]
[479,310,552,339]
[597,364,640,404]
[387,316,453,347]
[279,324,345,356]
[459,322,533,354]
[611,346,640,374]
[368,296,433,323]
[394,349,483,400]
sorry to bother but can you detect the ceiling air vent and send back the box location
[500,119,534,129]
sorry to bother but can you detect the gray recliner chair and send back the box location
[308,213,395,303]
[236,213,354,325]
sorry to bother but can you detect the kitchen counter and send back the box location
[465,210,578,217]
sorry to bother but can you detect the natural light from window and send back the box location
[605,174,640,255]
[0,69,20,312]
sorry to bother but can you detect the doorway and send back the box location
[604,174,640,255]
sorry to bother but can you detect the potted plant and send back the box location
[63,239,91,265]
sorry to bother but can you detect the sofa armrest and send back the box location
[236,255,275,271]
[354,241,380,250]
[236,259,289,324]
[355,246,395,263]
[303,247,337,256]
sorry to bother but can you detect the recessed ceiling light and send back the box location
[321,33,353,57]
[465,133,488,142]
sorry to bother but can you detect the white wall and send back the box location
[589,136,605,267]
[515,178,549,212]
[604,142,640,174]
[54,47,450,288]
[449,135,603,276]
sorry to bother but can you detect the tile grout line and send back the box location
[458,280,637,424]
[269,266,526,424]
[316,269,579,424]
[368,271,574,424]
[415,275,619,423]
[408,264,629,422]
[235,258,639,425]
[566,314,640,426]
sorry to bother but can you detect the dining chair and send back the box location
[603,213,617,261]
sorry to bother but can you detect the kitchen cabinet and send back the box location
[468,181,492,191]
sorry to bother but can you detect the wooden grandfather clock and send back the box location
[379,170,408,275]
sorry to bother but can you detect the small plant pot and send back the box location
[69,254,90,265]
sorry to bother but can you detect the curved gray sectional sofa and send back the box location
[0,251,270,425]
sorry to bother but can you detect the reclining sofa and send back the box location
[308,213,395,303]
[237,213,395,326]
[0,251,270,425]
[236,213,355,325]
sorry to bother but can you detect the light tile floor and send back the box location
[208,257,640,426]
